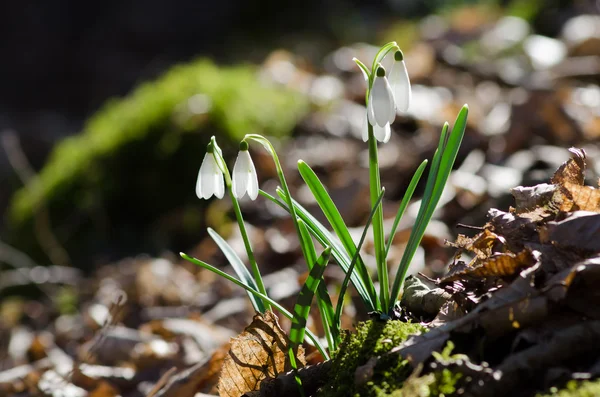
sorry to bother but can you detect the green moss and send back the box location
[318,320,426,397]
[538,379,600,397]
[7,59,309,263]
[10,59,308,225]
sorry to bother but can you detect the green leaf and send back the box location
[289,247,332,348]
[207,228,266,313]
[388,105,468,313]
[180,252,329,360]
[384,159,428,259]
[334,188,385,330]
[298,219,338,352]
[264,188,376,312]
[297,160,378,306]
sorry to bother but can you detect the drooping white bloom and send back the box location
[367,66,396,128]
[375,123,391,143]
[388,50,411,113]
[232,146,259,200]
[363,113,391,143]
[195,148,225,200]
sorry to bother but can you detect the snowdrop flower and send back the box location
[367,66,395,128]
[363,114,391,143]
[196,144,225,200]
[388,50,411,112]
[232,141,259,200]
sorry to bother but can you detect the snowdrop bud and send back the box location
[389,50,411,113]
[196,143,225,200]
[367,66,396,128]
[232,141,259,200]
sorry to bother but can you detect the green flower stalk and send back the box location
[195,137,269,311]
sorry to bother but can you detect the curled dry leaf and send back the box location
[218,311,305,397]
[559,182,600,212]
[441,249,537,283]
[551,147,586,187]
[447,229,505,260]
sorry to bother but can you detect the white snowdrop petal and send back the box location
[247,155,259,200]
[391,61,411,112]
[367,93,376,126]
[197,153,213,199]
[381,123,391,143]
[214,170,225,199]
[195,168,204,199]
[386,79,396,124]
[371,78,389,127]
[232,152,248,198]
[373,123,390,143]
[203,165,215,199]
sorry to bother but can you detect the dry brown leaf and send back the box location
[551,147,586,187]
[218,311,305,397]
[441,249,536,283]
[540,211,600,252]
[559,182,600,212]
[510,184,557,214]
[446,229,505,260]
[152,346,228,397]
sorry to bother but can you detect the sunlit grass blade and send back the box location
[384,159,428,259]
[297,160,378,307]
[298,219,338,352]
[289,247,331,349]
[207,228,266,313]
[334,188,384,330]
[388,105,468,313]
[262,188,376,312]
[180,252,329,360]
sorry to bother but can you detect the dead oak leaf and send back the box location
[218,311,305,397]
[551,147,586,187]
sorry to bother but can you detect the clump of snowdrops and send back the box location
[182,42,468,361]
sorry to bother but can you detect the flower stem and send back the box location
[367,124,388,312]
[210,137,270,311]
[244,135,303,244]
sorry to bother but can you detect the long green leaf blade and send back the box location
[334,189,385,329]
[289,247,331,347]
[267,188,375,312]
[298,219,338,351]
[297,160,378,306]
[384,159,428,259]
[207,228,266,313]
[388,105,468,312]
[180,252,329,360]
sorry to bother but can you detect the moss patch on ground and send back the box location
[538,379,600,397]
[317,320,426,397]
